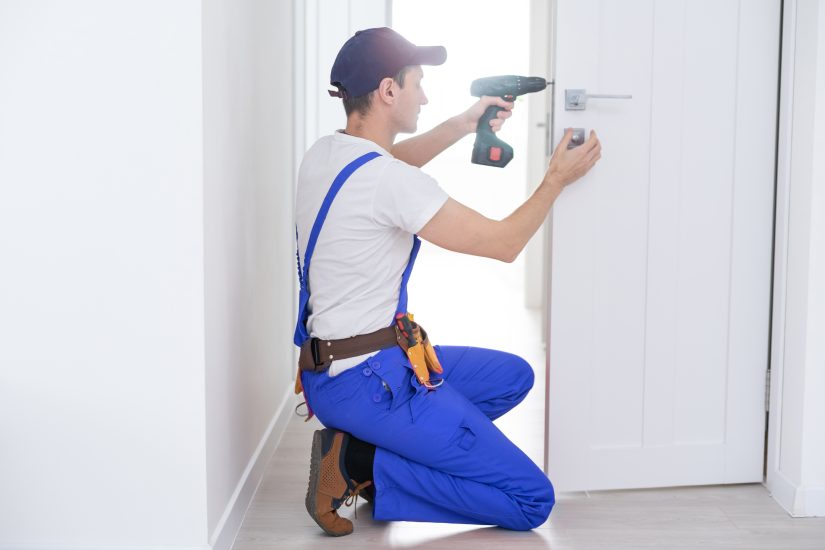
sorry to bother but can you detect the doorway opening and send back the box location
[392,0,545,466]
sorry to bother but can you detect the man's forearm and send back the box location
[494,177,564,262]
[418,129,599,263]
[391,116,468,167]
[417,175,567,264]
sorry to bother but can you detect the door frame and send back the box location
[525,1,555,320]
[765,0,793,512]
[764,0,825,517]
[527,0,557,475]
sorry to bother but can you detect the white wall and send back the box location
[0,1,208,547]
[767,0,825,518]
[201,0,296,547]
[0,1,298,548]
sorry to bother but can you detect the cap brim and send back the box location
[410,45,447,66]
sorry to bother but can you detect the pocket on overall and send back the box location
[452,422,477,451]
[363,372,393,409]
[315,366,366,406]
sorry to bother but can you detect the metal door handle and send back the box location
[565,89,632,110]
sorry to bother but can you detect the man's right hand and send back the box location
[543,128,602,190]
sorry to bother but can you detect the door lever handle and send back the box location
[565,89,632,110]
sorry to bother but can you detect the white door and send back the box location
[546,0,781,491]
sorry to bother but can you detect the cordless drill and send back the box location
[470,75,548,168]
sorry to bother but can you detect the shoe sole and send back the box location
[306,429,350,537]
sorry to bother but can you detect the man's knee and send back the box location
[527,475,555,529]
[507,474,555,531]
[506,353,534,402]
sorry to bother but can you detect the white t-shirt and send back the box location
[295,131,449,376]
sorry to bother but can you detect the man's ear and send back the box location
[376,77,396,105]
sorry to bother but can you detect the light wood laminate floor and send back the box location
[233,411,825,549]
[235,244,825,549]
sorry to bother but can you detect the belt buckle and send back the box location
[310,337,323,370]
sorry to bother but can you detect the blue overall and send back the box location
[295,152,555,530]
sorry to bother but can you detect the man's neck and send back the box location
[344,115,396,153]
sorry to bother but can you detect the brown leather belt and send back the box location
[298,326,402,372]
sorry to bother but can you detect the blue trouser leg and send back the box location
[434,345,535,420]
[302,345,554,530]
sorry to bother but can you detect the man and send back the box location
[295,27,600,536]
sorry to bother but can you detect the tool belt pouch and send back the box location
[395,314,443,386]
[399,339,429,386]
[414,325,443,375]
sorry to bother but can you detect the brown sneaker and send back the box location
[305,429,372,536]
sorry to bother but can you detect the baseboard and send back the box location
[209,385,295,550]
[766,470,825,517]
[766,470,798,515]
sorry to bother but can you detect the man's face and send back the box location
[392,66,428,133]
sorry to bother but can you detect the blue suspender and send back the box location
[293,152,381,346]
[293,151,422,348]
[396,235,420,316]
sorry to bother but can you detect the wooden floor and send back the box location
[233,246,825,549]
[233,411,825,549]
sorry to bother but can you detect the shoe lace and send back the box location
[344,480,372,519]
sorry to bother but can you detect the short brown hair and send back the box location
[342,66,412,117]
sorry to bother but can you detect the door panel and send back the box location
[547,0,780,491]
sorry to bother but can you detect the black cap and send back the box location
[329,27,447,99]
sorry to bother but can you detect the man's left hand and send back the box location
[458,96,515,135]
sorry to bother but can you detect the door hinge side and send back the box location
[765,369,772,412]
